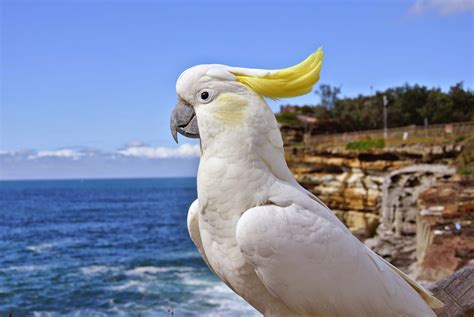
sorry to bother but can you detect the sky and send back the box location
[1,0,473,179]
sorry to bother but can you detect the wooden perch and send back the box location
[429,265,474,317]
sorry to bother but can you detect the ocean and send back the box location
[0,178,259,317]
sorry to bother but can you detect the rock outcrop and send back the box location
[364,165,456,273]
[415,179,474,281]
[287,144,463,239]
[430,265,474,317]
[285,141,473,279]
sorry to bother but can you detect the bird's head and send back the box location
[170,49,324,146]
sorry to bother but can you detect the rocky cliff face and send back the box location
[285,141,473,281]
[415,178,474,281]
[287,144,462,235]
[364,164,456,273]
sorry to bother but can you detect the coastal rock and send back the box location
[414,179,474,281]
[334,210,380,239]
[284,138,472,278]
[365,165,456,272]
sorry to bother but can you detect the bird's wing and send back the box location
[187,199,215,274]
[235,183,438,316]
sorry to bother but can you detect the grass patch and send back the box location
[275,112,299,126]
[455,135,474,179]
[386,135,451,146]
[346,138,385,151]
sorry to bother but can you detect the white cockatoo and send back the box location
[170,49,443,316]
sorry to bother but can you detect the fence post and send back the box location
[383,95,389,140]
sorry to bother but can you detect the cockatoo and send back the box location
[170,49,443,316]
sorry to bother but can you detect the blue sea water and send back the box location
[0,178,259,317]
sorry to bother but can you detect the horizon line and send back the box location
[0,176,197,182]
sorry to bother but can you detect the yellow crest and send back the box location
[230,48,323,99]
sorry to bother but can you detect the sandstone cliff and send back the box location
[284,132,474,282]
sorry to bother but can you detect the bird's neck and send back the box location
[200,129,251,159]
[197,97,282,208]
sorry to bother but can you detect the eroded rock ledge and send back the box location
[285,143,473,280]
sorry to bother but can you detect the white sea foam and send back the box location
[26,243,54,253]
[125,266,165,275]
[173,269,256,315]
[190,283,260,316]
[177,272,215,286]
[34,310,110,317]
[1,265,47,272]
[110,280,148,293]
[79,265,112,276]
[33,312,56,317]
[94,264,256,316]
[105,304,158,317]
[125,265,194,276]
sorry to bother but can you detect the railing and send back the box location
[303,121,474,146]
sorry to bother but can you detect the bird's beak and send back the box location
[170,100,200,143]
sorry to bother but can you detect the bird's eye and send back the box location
[197,89,215,104]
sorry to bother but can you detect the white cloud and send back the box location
[27,148,84,160]
[1,143,201,162]
[118,143,201,159]
[125,140,148,148]
[409,0,474,15]
[1,144,201,179]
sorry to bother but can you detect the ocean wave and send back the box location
[33,310,110,317]
[190,283,259,316]
[125,266,167,276]
[125,265,194,276]
[26,243,54,253]
[33,312,56,317]
[110,280,148,293]
[192,281,235,295]
[79,265,115,276]
[176,272,215,286]
[33,306,165,317]
[1,265,47,272]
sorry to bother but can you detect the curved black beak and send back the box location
[170,100,200,143]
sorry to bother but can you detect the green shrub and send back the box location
[459,166,472,175]
[346,139,385,150]
[455,136,474,178]
[275,112,299,126]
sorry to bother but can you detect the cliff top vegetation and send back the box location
[276,82,474,133]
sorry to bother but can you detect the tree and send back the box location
[276,83,474,133]
[448,82,474,121]
[315,84,341,110]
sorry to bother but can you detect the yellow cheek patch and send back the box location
[212,93,248,126]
